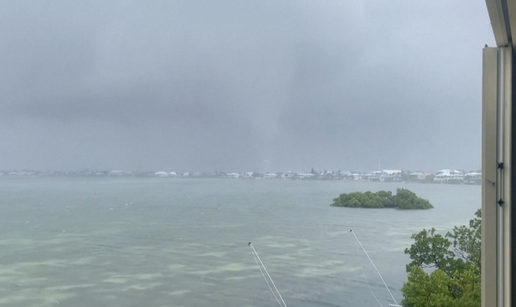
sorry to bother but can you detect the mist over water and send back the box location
[0,178,480,307]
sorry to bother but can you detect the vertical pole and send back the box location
[496,47,505,307]
[483,46,499,307]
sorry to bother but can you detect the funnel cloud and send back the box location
[0,1,494,172]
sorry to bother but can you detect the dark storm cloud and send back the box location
[0,0,494,172]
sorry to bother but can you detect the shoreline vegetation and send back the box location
[331,188,433,209]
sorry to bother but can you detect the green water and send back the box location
[0,177,480,307]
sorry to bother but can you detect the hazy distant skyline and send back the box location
[0,1,494,173]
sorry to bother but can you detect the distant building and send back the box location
[227,173,240,179]
[242,172,255,179]
[297,173,315,179]
[366,171,382,181]
[263,172,277,179]
[433,169,464,184]
[380,170,402,182]
[154,171,169,177]
[108,170,125,176]
[464,172,481,185]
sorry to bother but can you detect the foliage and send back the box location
[401,210,481,307]
[401,266,480,307]
[393,189,433,210]
[447,209,481,269]
[404,209,481,276]
[330,188,433,209]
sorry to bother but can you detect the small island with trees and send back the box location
[331,188,433,209]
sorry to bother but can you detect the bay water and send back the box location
[0,178,480,307]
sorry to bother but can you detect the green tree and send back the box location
[447,209,481,269]
[401,266,480,307]
[331,189,432,209]
[394,188,433,210]
[404,209,481,276]
[401,210,481,307]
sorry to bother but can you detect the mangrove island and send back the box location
[331,188,433,209]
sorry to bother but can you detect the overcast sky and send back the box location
[0,1,495,173]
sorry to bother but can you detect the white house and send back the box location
[281,171,295,180]
[433,169,464,183]
[380,170,402,182]
[297,173,315,179]
[366,171,382,181]
[433,169,451,183]
[227,173,240,179]
[464,172,481,184]
[263,172,277,179]
[154,171,169,177]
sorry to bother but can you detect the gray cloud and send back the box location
[0,0,494,172]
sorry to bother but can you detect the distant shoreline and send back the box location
[0,172,481,186]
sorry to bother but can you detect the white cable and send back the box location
[350,230,399,306]
[249,243,288,307]
[250,245,282,306]
[355,241,384,307]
